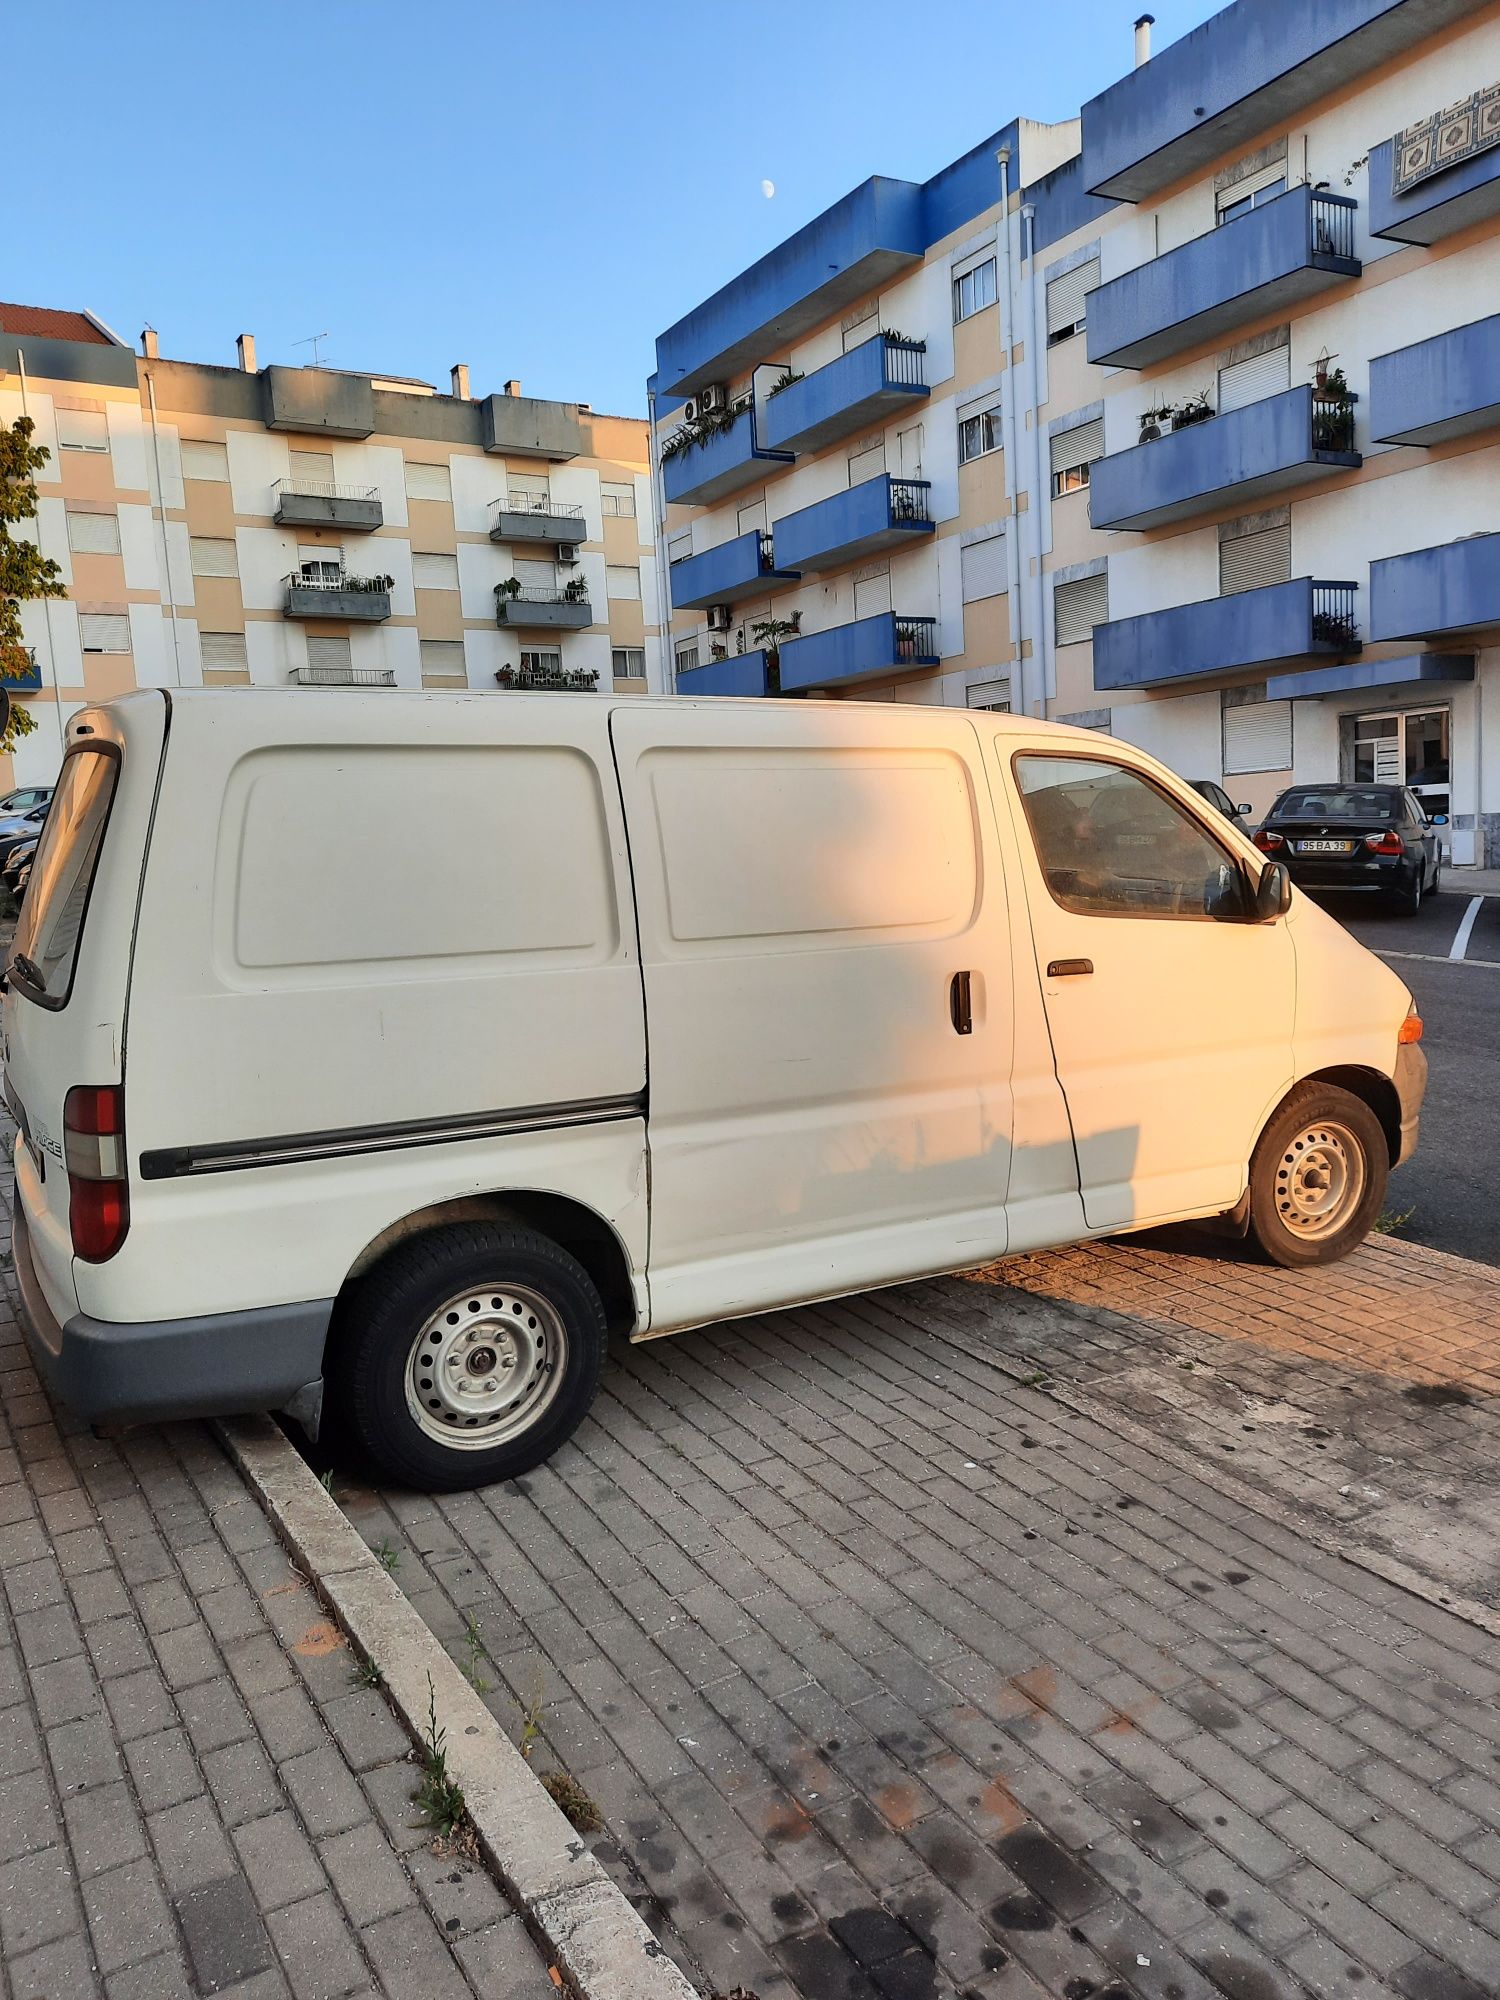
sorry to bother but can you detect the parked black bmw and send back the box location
[1254,784,1445,915]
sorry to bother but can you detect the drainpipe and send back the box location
[1022,202,1050,719]
[14,356,69,768]
[996,147,1026,720]
[143,369,184,686]
[645,385,674,694]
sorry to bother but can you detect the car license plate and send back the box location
[1297,839,1354,854]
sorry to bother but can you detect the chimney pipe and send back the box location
[504,378,521,399]
[236,332,257,373]
[450,362,470,400]
[1134,12,1154,65]
[140,326,159,359]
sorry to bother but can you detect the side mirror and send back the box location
[1236,802,1253,816]
[1254,859,1291,921]
[1430,812,1449,827]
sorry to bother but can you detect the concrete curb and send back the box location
[216,1414,700,2000]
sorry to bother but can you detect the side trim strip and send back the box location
[138,1091,647,1182]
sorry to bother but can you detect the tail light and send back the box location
[64,1084,129,1262]
[1364,830,1405,855]
[1254,829,1284,852]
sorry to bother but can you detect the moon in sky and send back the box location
[761,179,776,199]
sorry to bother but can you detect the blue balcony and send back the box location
[779,612,939,692]
[1090,387,1359,532]
[661,408,792,509]
[1370,535,1500,643]
[1266,651,1474,702]
[1087,188,1359,370]
[1080,0,1476,202]
[1093,579,1360,692]
[761,335,929,456]
[676,650,773,698]
[1370,315,1500,447]
[5,651,42,692]
[669,531,798,611]
[655,178,926,401]
[774,477,934,574]
[1369,128,1500,246]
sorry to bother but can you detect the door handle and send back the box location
[1047,958,1094,979]
[949,970,973,1035]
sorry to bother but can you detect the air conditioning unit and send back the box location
[698,383,728,414]
[556,542,580,564]
[682,395,700,424]
[706,604,733,633]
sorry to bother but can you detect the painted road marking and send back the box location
[1377,947,1500,969]
[1450,894,1485,961]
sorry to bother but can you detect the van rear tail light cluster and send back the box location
[1253,829,1284,852]
[1364,830,1405,855]
[64,1084,129,1262]
[1398,1004,1423,1045]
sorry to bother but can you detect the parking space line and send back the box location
[1377,946,1500,969]
[1450,894,1486,961]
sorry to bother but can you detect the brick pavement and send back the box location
[0,1206,561,1996]
[341,1242,1500,2000]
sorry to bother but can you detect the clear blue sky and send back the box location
[17,0,1219,416]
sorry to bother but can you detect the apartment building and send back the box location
[651,0,1500,865]
[0,307,661,789]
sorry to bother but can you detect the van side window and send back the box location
[8,747,119,1008]
[1015,755,1238,920]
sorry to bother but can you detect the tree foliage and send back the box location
[0,415,65,748]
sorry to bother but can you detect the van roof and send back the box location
[79,686,1099,744]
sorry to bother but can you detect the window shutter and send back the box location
[848,442,885,484]
[289,449,335,484]
[606,565,641,600]
[966,680,1011,711]
[1049,418,1105,476]
[1220,526,1291,594]
[404,461,452,503]
[306,635,352,671]
[508,472,549,498]
[1054,572,1109,645]
[667,532,692,564]
[79,613,131,652]
[57,409,109,452]
[514,559,555,590]
[961,534,1006,602]
[180,439,229,481]
[1218,346,1290,412]
[66,510,121,555]
[1217,163,1286,212]
[200,631,247,670]
[1046,258,1099,335]
[420,640,467,680]
[190,536,238,577]
[1224,700,1293,774]
[854,572,892,619]
[411,552,459,590]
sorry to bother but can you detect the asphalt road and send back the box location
[1306,883,1499,1265]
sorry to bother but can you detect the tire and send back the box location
[1247,1082,1389,1269]
[327,1223,606,1491]
[1390,867,1422,918]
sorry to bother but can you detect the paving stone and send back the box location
[318,1819,414,1927]
[265,1890,371,1998]
[175,1870,278,1991]
[233,1811,327,1913]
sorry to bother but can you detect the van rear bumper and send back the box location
[13,1204,331,1427]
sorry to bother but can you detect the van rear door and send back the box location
[3,694,168,1325]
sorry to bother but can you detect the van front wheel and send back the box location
[1247,1083,1388,1269]
[329,1223,606,1491]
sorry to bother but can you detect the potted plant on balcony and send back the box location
[1138,404,1173,443]
[1312,607,1359,649]
[562,574,589,604]
[497,576,522,599]
[751,615,801,696]
[1172,390,1214,429]
[766,367,804,400]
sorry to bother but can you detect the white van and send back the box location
[5,691,1424,1490]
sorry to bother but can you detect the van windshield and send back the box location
[8,746,119,1009]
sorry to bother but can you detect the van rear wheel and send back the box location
[1247,1083,1388,1269]
[329,1223,606,1491]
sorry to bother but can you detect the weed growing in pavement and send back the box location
[460,1613,491,1696]
[373,1536,401,1572]
[517,1676,546,1762]
[318,1468,336,1494]
[412,1672,467,1839]
[351,1654,385,1690]
[540,1770,603,1833]
[1374,1205,1416,1235]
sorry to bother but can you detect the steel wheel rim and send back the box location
[405,1284,568,1450]
[1275,1120,1365,1240]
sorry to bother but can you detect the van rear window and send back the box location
[8,746,119,1009]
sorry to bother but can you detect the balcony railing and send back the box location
[272,479,383,531]
[288,665,396,687]
[490,494,587,543]
[778,611,939,692]
[495,663,600,691]
[774,474,934,573]
[1093,576,1360,691]
[669,528,799,611]
[661,405,793,508]
[494,585,593,629]
[1087,186,1360,370]
[282,570,392,620]
[4,649,43,692]
[1370,314,1500,448]
[676,650,774,697]
[1370,533,1500,643]
[762,333,930,456]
